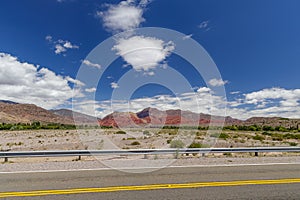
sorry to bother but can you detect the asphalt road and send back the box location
[1,164,299,199]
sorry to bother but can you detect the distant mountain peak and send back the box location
[99,107,241,127]
[0,100,18,104]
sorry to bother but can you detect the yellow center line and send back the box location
[1,178,300,198]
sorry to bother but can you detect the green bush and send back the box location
[223,153,232,156]
[262,131,272,136]
[143,130,151,136]
[130,141,140,145]
[210,133,229,139]
[168,131,178,135]
[210,133,219,138]
[271,133,284,141]
[253,135,265,141]
[283,133,300,140]
[170,140,185,148]
[114,130,126,134]
[190,143,210,148]
[289,142,298,146]
[219,133,230,140]
[188,142,202,148]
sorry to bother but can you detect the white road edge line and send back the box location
[0,162,299,174]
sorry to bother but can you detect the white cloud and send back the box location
[113,35,175,72]
[225,87,300,119]
[77,89,225,119]
[244,87,300,107]
[197,87,211,93]
[0,53,82,109]
[110,82,119,89]
[143,71,155,76]
[208,78,228,87]
[75,85,300,120]
[55,44,67,55]
[198,20,209,29]
[82,59,101,69]
[99,0,174,74]
[85,87,97,93]
[99,0,146,32]
[65,76,85,86]
[230,91,240,95]
[45,35,52,42]
[182,34,193,40]
[138,0,151,7]
[46,36,79,55]
[63,41,79,49]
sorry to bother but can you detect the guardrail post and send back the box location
[4,157,8,162]
[144,154,148,159]
[78,155,81,160]
[255,152,258,157]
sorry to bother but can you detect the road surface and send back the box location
[0,164,299,199]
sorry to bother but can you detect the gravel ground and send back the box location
[1,155,299,173]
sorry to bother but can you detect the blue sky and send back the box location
[0,0,299,119]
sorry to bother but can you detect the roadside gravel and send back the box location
[1,155,299,173]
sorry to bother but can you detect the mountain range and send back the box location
[0,100,299,128]
[0,101,97,125]
[98,107,240,127]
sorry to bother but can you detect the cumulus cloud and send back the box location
[244,87,300,108]
[74,86,300,120]
[46,36,79,55]
[110,82,119,89]
[225,87,300,119]
[0,53,82,109]
[85,87,97,93]
[208,78,228,87]
[65,76,85,86]
[113,35,175,72]
[98,0,174,73]
[197,87,211,93]
[75,87,226,118]
[82,59,101,69]
[54,44,67,55]
[99,0,146,33]
[62,41,78,49]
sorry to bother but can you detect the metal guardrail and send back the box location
[1,147,300,162]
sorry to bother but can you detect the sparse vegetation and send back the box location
[219,133,230,140]
[130,141,141,145]
[114,130,126,134]
[0,122,76,131]
[170,140,185,148]
[210,132,229,140]
[143,130,151,136]
[253,135,265,141]
[262,131,272,136]
[188,142,202,148]
[289,142,298,146]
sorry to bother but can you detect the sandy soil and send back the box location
[0,129,298,152]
